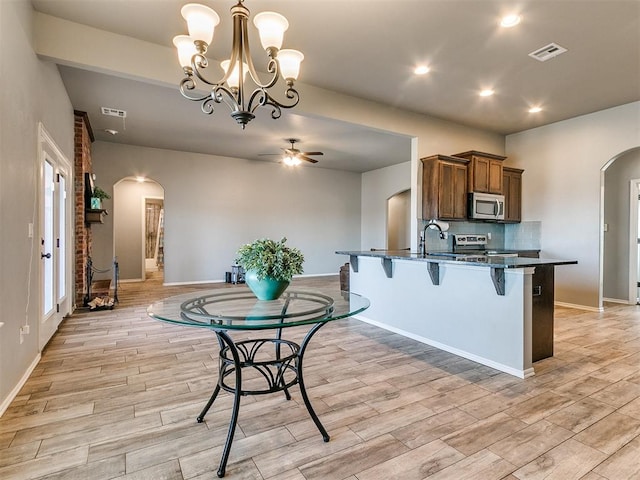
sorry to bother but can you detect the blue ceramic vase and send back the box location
[244,270,290,300]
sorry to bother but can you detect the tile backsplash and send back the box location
[420,220,541,251]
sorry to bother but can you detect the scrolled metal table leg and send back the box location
[297,321,330,442]
[215,330,242,478]
[197,384,220,423]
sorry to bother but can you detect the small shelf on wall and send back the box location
[85,209,108,225]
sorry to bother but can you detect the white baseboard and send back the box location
[554,301,603,312]
[602,297,635,305]
[163,273,338,287]
[352,314,533,379]
[0,353,41,418]
[163,279,225,286]
[119,278,143,283]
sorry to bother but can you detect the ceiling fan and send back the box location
[259,139,323,165]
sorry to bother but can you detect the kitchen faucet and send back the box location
[420,222,446,255]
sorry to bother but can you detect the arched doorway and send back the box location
[113,177,165,282]
[602,147,640,304]
[387,189,411,250]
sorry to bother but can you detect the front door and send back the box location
[39,125,72,349]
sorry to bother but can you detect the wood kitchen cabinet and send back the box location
[454,150,506,194]
[502,166,524,223]
[421,154,469,220]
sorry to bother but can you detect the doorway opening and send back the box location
[113,178,165,283]
[144,198,164,276]
[387,189,411,250]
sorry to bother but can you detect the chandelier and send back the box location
[173,1,304,128]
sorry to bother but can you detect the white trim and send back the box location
[629,179,640,304]
[162,272,338,287]
[603,297,635,305]
[163,279,225,286]
[554,301,603,312]
[118,278,144,283]
[0,354,41,418]
[353,314,535,379]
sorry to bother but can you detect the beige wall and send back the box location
[91,142,363,284]
[507,101,640,309]
[0,0,74,411]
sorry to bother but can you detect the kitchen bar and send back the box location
[336,250,577,378]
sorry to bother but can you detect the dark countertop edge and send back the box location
[335,251,577,268]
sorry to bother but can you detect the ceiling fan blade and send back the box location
[298,154,319,164]
[301,151,324,156]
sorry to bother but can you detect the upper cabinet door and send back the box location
[453,150,506,194]
[421,154,469,221]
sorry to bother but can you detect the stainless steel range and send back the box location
[452,234,518,260]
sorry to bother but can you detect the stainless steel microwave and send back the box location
[469,192,505,220]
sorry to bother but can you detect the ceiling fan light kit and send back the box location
[173,0,304,129]
[259,139,324,166]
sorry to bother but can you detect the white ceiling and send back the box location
[32,0,640,172]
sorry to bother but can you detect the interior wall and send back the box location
[0,0,74,412]
[112,179,164,281]
[506,101,640,309]
[603,148,640,300]
[387,189,411,250]
[91,142,362,284]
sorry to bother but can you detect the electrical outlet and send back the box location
[20,325,30,335]
[487,232,492,240]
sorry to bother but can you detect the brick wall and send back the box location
[73,111,94,306]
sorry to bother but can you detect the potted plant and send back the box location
[236,237,304,300]
[91,186,111,209]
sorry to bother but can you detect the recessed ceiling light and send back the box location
[529,106,542,113]
[414,65,430,75]
[500,14,521,28]
[479,89,494,97]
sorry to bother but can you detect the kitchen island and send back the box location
[336,250,577,378]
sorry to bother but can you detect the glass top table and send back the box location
[147,288,369,478]
[147,288,370,330]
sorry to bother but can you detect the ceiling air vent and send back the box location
[101,107,127,118]
[528,43,567,62]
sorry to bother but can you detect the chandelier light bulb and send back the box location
[173,35,197,69]
[253,11,289,50]
[181,3,220,45]
[221,59,249,89]
[278,49,304,81]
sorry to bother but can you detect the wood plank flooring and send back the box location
[2,274,640,479]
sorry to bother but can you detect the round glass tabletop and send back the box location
[147,288,370,330]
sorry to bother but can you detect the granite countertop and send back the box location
[335,250,577,269]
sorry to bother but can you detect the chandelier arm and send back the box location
[201,97,217,115]
[190,53,222,87]
[241,22,280,90]
[179,76,212,102]
[247,88,281,119]
[213,85,242,113]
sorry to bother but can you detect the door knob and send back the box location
[41,252,52,259]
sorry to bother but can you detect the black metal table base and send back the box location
[198,322,329,478]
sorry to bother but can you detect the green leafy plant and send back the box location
[236,237,304,281]
[92,186,111,200]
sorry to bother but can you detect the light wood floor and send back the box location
[2,275,640,479]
